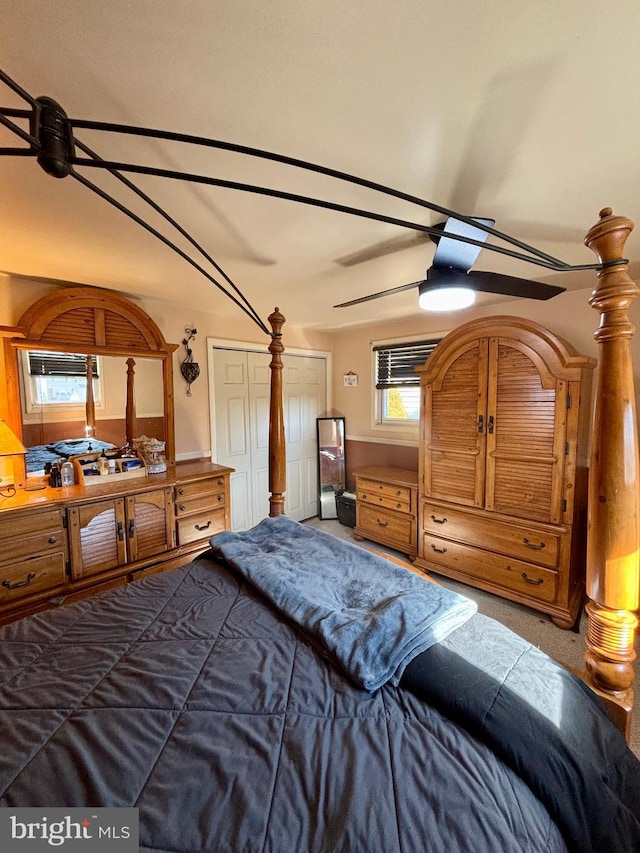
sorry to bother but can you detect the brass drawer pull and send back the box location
[430,514,447,524]
[376,518,389,527]
[430,544,447,554]
[521,572,544,586]
[523,538,546,551]
[195,520,212,531]
[2,572,37,590]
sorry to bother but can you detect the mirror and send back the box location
[317,417,346,519]
[3,285,177,484]
[18,352,165,473]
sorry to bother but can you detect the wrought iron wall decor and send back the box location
[0,67,624,332]
[180,327,200,396]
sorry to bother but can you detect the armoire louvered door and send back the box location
[424,339,488,508]
[485,338,565,523]
[417,317,595,628]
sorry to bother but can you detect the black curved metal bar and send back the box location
[69,166,270,334]
[70,118,572,269]
[73,137,265,331]
[0,64,621,327]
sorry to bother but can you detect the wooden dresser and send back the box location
[353,466,418,559]
[414,316,595,628]
[0,460,233,624]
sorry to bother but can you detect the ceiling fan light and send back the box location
[418,285,476,312]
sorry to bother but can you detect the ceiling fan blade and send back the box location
[334,232,430,267]
[466,270,566,300]
[432,216,495,271]
[334,279,424,308]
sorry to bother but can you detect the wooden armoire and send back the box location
[414,316,596,628]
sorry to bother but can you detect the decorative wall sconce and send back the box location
[180,327,200,396]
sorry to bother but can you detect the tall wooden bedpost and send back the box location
[268,307,286,517]
[584,208,639,738]
[125,357,136,447]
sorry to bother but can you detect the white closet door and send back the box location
[212,347,327,529]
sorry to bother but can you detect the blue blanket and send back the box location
[210,515,476,691]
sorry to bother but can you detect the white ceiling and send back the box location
[1,0,639,332]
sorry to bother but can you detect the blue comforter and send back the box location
[210,514,477,691]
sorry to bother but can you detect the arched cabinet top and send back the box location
[416,315,596,385]
[14,286,178,356]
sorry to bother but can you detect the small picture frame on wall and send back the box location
[343,372,358,387]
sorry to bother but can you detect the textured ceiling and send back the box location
[1,1,639,331]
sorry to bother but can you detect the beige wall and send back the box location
[0,276,333,462]
[3,274,640,472]
[328,285,640,453]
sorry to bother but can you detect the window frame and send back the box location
[20,349,106,423]
[371,332,447,431]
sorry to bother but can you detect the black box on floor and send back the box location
[336,491,356,527]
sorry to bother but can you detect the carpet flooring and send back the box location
[303,516,640,759]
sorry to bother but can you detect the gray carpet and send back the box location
[303,517,640,759]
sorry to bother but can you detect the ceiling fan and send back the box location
[333,216,566,311]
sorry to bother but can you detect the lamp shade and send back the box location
[0,421,26,456]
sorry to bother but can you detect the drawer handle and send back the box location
[2,572,36,590]
[48,536,58,544]
[217,495,223,502]
[521,572,544,586]
[195,520,212,531]
[523,538,546,551]
[430,544,447,554]
[128,518,136,539]
[376,518,389,527]
[178,504,187,512]
[117,521,125,541]
[178,488,185,496]
[431,514,447,525]
[217,479,223,487]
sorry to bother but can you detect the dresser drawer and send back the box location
[175,477,227,501]
[421,533,558,603]
[3,528,66,563]
[357,504,414,547]
[358,481,411,513]
[175,491,225,516]
[0,508,64,542]
[421,502,562,569]
[177,508,227,546]
[0,552,67,604]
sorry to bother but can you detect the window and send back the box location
[374,339,440,422]
[21,350,103,413]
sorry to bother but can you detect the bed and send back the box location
[0,211,639,852]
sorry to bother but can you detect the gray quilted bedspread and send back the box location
[0,553,573,853]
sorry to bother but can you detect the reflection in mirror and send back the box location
[317,417,346,520]
[19,350,165,474]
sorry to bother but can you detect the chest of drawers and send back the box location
[353,466,418,559]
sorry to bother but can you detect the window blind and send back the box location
[28,351,99,378]
[374,339,440,389]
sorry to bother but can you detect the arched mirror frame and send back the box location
[2,286,178,485]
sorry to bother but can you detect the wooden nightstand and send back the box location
[353,466,418,559]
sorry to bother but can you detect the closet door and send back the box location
[422,338,489,507]
[484,337,566,523]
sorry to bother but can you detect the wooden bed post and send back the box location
[268,307,286,517]
[85,354,96,437]
[125,357,136,447]
[584,208,639,738]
